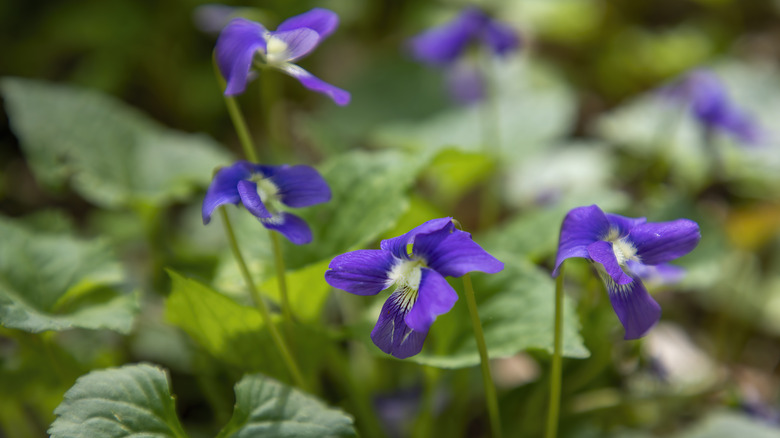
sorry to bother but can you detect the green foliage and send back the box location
[48,364,188,438]
[0,215,137,333]
[216,374,357,438]
[1,77,230,208]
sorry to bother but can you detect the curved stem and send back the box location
[269,230,294,322]
[212,55,259,163]
[462,273,503,438]
[219,208,306,389]
[545,263,565,438]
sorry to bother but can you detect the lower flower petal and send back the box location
[627,260,686,285]
[279,64,351,105]
[588,240,633,285]
[603,275,661,340]
[202,161,253,224]
[371,289,428,359]
[553,205,611,277]
[414,228,503,278]
[236,180,272,219]
[325,250,395,296]
[261,212,312,245]
[405,268,458,333]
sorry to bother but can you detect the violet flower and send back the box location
[215,8,350,105]
[409,7,519,104]
[325,218,503,358]
[202,161,331,245]
[662,69,762,144]
[553,205,700,339]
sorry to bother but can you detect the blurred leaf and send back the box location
[287,150,425,269]
[673,411,780,438]
[425,148,495,203]
[48,364,187,438]
[260,258,332,323]
[216,374,357,438]
[0,215,136,333]
[1,77,231,208]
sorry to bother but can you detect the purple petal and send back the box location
[408,8,486,65]
[279,64,351,105]
[257,165,331,208]
[261,212,312,245]
[627,261,686,285]
[588,240,633,285]
[267,28,320,62]
[413,227,503,278]
[236,180,272,219]
[215,18,267,95]
[371,289,428,359]
[380,218,454,260]
[202,161,253,224]
[276,8,339,39]
[605,214,647,235]
[446,64,485,105]
[552,205,610,277]
[603,275,661,340]
[481,20,520,57]
[405,268,458,333]
[628,219,701,266]
[325,250,395,296]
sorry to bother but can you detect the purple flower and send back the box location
[325,218,503,358]
[202,161,331,244]
[553,205,700,340]
[662,69,762,144]
[215,8,350,105]
[409,7,519,105]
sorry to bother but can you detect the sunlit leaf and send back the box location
[216,373,357,438]
[48,364,188,438]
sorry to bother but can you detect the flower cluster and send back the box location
[215,8,350,105]
[202,161,331,245]
[662,69,762,144]
[553,205,700,339]
[325,218,503,358]
[409,7,520,104]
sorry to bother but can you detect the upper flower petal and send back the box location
[380,218,454,260]
[276,8,339,39]
[216,18,267,95]
[604,275,661,340]
[325,249,395,296]
[605,213,647,235]
[255,165,331,208]
[408,8,485,65]
[236,179,273,219]
[413,226,503,278]
[553,205,611,276]
[202,161,253,224]
[404,268,458,333]
[588,240,633,285]
[371,289,428,359]
[628,219,701,266]
[279,64,351,105]
[261,212,312,245]
[481,20,519,57]
[267,28,320,63]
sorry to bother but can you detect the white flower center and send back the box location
[603,228,638,266]
[264,36,289,65]
[386,258,427,312]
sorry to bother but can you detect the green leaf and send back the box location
[673,411,780,438]
[286,150,425,269]
[0,215,137,333]
[1,77,230,208]
[259,258,333,322]
[48,364,188,438]
[216,374,357,438]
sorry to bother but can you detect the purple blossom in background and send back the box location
[553,205,700,339]
[662,69,762,144]
[215,8,350,105]
[202,161,331,244]
[193,4,240,34]
[409,7,520,104]
[325,218,503,358]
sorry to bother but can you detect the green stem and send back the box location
[545,263,565,438]
[477,54,501,230]
[462,273,502,438]
[212,55,259,163]
[269,230,294,322]
[219,207,306,389]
